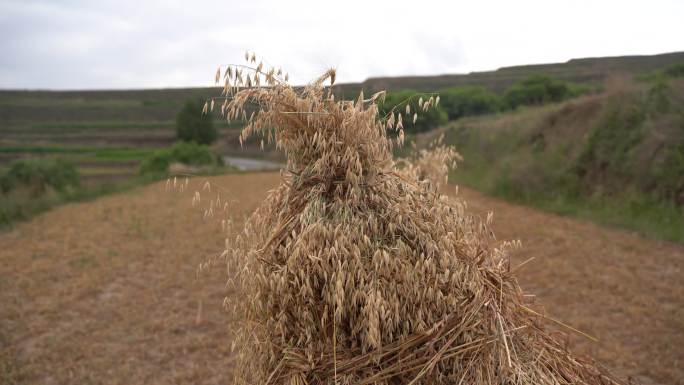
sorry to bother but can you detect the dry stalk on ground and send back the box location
[210,53,623,385]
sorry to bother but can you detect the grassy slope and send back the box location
[440,79,684,243]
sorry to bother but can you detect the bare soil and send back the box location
[0,173,682,385]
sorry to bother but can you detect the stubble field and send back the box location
[0,172,682,385]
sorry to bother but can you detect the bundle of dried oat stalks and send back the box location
[212,53,623,385]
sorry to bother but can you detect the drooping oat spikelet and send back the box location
[214,61,623,385]
[396,135,461,191]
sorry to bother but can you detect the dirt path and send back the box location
[454,186,684,385]
[1,173,682,385]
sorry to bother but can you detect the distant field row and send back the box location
[1,119,239,131]
[0,146,155,161]
[0,98,145,108]
[17,121,175,131]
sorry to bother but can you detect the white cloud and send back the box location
[0,0,682,89]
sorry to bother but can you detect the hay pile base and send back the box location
[212,58,623,385]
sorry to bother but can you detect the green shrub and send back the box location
[567,83,595,97]
[652,143,684,203]
[377,90,448,133]
[647,78,671,113]
[664,62,684,78]
[575,96,646,181]
[503,75,572,109]
[438,87,501,120]
[176,100,217,144]
[139,141,219,175]
[0,157,79,195]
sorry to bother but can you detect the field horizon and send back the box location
[2,50,683,93]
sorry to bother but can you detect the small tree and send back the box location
[439,86,502,120]
[503,75,570,109]
[176,99,217,144]
[664,62,684,78]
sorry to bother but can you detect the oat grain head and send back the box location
[213,54,623,385]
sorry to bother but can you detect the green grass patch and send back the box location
[90,148,156,161]
[532,193,684,243]
[452,160,684,243]
[635,61,684,84]
[1,158,80,194]
[139,141,221,175]
[0,98,142,108]
[30,121,175,131]
[0,146,155,161]
[79,167,134,176]
[0,145,233,230]
[0,173,164,230]
[450,165,684,244]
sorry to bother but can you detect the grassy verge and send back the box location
[0,165,236,231]
[452,166,684,243]
[534,194,684,244]
[0,174,163,230]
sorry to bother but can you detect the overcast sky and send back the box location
[1,0,683,90]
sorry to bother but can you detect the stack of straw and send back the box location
[213,55,622,385]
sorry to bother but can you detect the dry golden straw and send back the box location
[211,53,623,385]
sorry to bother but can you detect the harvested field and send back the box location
[0,173,682,384]
[455,186,684,385]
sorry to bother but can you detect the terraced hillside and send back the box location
[420,76,684,243]
[2,51,683,185]
[361,51,684,92]
[0,88,228,184]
